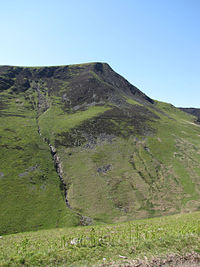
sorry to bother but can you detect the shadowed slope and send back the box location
[179,107,200,123]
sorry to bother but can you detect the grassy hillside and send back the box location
[0,62,200,235]
[0,90,79,234]
[42,97,200,223]
[1,212,200,266]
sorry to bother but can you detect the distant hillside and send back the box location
[179,107,200,123]
[1,62,200,235]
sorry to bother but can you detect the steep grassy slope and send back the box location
[52,100,200,223]
[0,89,79,235]
[1,212,200,266]
[0,62,200,234]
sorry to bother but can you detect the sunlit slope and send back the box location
[147,101,200,210]
[0,90,79,234]
[1,211,200,266]
[38,98,200,224]
[1,62,200,234]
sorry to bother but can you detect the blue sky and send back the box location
[1,0,200,107]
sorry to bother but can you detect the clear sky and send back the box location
[1,0,200,107]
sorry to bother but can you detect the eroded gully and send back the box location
[34,83,92,225]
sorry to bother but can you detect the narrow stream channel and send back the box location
[37,124,71,208]
[35,83,92,225]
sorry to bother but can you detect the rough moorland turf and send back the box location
[0,212,200,266]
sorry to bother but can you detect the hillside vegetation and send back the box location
[0,62,200,235]
[0,212,200,266]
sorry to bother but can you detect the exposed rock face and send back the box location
[97,164,112,174]
[50,145,71,208]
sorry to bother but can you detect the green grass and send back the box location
[1,212,200,266]
[123,95,143,106]
[1,64,200,238]
[145,101,200,206]
[38,103,110,144]
[0,91,79,234]
[53,99,200,223]
[2,87,200,234]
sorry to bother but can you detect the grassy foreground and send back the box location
[1,212,200,266]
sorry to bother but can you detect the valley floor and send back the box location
[0,212,200,266]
